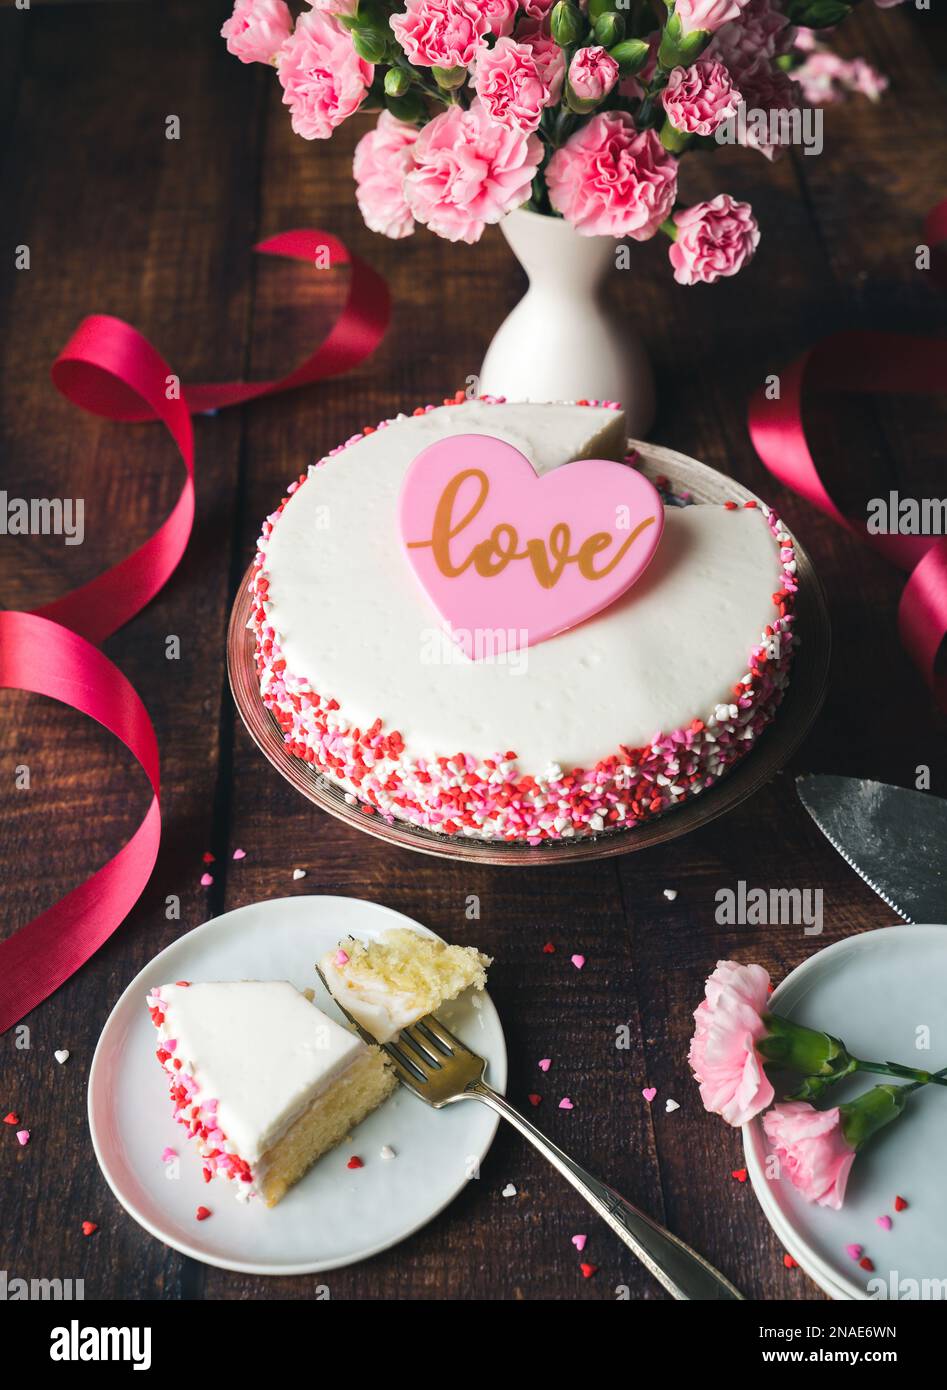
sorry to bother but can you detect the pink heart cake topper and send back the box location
[399,434,664,659]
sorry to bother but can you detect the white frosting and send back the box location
[262,402,782,772]
[157,982,364,1163]
[319,953,425,1044]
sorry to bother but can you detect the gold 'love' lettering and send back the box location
[407,467,656,589]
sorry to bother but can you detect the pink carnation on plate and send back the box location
[474,37,551,133]
[568,45,620,105]
[674,0,752,37]
[762,1102,856,1209]
[662,59,741,136]
[688,959,774,1123]
[669,195,760,284]
[220,0,292,65]
[514,17,567,104]
[277,9,373,140]
[390,0,489,69]
[546,112,677,240]
[404,100,542,244]
[353,112,419,239]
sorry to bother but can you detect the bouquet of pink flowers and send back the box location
[222,0,895,284]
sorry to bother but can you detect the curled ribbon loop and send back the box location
[0,231,388,1033]
[749,328,947,707]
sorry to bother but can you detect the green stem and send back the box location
[853,1061,947,1090]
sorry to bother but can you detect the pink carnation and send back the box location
[795,50,888,104]
[520,0,555,17]
[353,112,419,240]
[277,10,373,140]
[669,195,760,285]
[662,59,741,136]
[404,101,542,244]
[514,17,566,103]
[674,0,752,36]
[568,45,620,105]
[309,0,359,15]
[688,959,774,1124]
[734,58,804,160]
[710,0,792,75]
[546,112,677,240]
[221,0,292,65]
[762,1103,856,1210]
[474,37,551,134]
[482,0,519,37]
[390,0,489,69]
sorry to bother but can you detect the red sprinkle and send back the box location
[859,1257,874,1272]
[783,1253,797,1269]
[527,1094,542,1107]
[579,1263,598,1279]
[81,1221,98,1237]
[347,1156,364,1170]
[731,1168,748,1183]
[542,942,556,954]
[195,1206,212,1222]
[3,1113,18,1125]
[894,1195,908,1212]
[201,852,215,864]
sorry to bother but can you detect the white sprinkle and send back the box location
[662,889,678,902]
[54,1049,70,1065]
[665,1099,680,1113]
[501,1183,517,1198]
[380,1145,396,1161]
[292,868,307,880]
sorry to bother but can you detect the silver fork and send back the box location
[318,971,743,1301]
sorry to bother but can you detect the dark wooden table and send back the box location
[1,0,945,1302]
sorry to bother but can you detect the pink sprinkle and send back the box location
[876,1215,893,1231]
[559,1097,574,1110]
[571,1234,587,1252]
[642,1087,657,1103]
[570,954,585,970]
[161,1147,178,1163]
[845,1244,863,1261]
[16,1130,29,1146]
[538,1058,551,1072]
[335,949,350,967]
[232,848,246,860]
[164,1037,177,1053]
[200,872,213,887]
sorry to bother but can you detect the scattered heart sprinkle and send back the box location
[542,942,555,954]
[570,954,585,970]
[665,1098,680,1113]
[161,1147,178,1164]
[731,1168,748,1183]
[860,1257,875,1272]
[347,1155,364,1170]
[571,1234,587,1252]
[3,1113,18,1125]
[894,1195,908,1212]
[292,868,306,880]
[16,1130,29,1146]
[876,1215,892,1231]
[663,888,678,901]
[81,1222,98,1237]
[232,848,246,860]
[559,1097,574,1110]
[195,1206,212,1222]
[783,1253,797,1269]
[641,1087,657,1103]
[199,872,213,887]
[201,852,214,864]
[580,1262,598,1279]
[845,1244,863,1261]
[527,1094,542,1107]
[54,1049,70,1065]
[335,949,350,966]
[380,1145,396,1161]
[538,1058,552,1072]
[502,1183,517,1198]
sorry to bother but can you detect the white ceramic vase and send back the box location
[479,207,655,438]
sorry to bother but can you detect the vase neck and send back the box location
[501,209,617,295]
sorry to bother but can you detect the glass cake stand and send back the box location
[227,442,831,865]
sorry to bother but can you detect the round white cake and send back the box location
[249,399,797,843]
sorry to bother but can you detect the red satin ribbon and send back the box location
[0,231,388,1033]
[748,254,947,705]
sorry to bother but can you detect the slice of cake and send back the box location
[319,928,491,1043]
[146,980,395,1206]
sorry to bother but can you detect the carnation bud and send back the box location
[383,67,412,99]
[550,0,585,48]
[839,1084,911,1151]
[658,13,711,70]
[593,12,624,46]
[757,1015,857,1081]
[352,27,389,63]
[431,64,468,90]
[587,0,614,19]
[610,37,650,75]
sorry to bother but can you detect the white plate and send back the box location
[744,925,947,1301]
[88,895,506,1275]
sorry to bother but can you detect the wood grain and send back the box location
[0,0,944,1301]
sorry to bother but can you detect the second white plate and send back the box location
[88,895,507,1275]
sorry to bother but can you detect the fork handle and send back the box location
[466,1081,743,1301]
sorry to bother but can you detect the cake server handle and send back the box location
[466,1080,744,1301]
